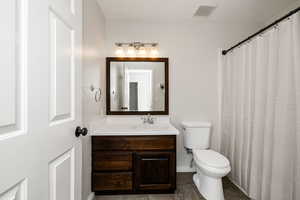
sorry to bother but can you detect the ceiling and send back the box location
[96,0,298,23]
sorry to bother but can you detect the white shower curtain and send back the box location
[220,12,300,200]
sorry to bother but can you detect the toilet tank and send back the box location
[181,121,212,150]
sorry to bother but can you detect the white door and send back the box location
[0,0,83,200]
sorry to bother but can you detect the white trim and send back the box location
[125,69,153,111]
[0,178,28,200]
[0,0,28,141]
[49,148,75,200]
[49,10,75,126]
[87,192,95,200]
[176,166,196,173]
[70,0,75,15]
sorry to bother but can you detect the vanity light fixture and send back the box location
[115,42,159,57]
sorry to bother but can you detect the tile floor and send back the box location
[95,173,250,200]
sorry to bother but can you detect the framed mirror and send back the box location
[106,57,169,115]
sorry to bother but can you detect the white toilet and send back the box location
[182,121,231,200]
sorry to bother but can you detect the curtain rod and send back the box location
[222,6,300,55]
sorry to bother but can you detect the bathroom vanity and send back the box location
[90,57,178,194]
[92,135,176,194]
[90,119,179,194]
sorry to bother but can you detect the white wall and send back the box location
[82,0,106,199]
[265,0,300,25]
[105,20,261,171]
[79,1,300,197]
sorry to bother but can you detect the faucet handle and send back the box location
[148,114,155,124]
[141,116,147,123]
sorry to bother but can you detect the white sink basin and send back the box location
[89,117,179,136]
[132,124,170,131]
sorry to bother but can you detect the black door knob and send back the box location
[75,126,88,137]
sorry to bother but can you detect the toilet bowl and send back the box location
[192,149,231,200]
[181,121,231,200]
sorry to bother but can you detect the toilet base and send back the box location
[193,173,225,200]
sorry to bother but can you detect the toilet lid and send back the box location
[193,150,230,169]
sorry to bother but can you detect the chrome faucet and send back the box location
[141,114,155,124]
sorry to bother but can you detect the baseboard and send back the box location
[176,166,196,173]
[87,192,95,200]
[227,177,251,198]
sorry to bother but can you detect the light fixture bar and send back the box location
[114,42,159,57]
[115,42,158,48]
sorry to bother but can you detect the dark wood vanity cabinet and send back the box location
[92,135,176,194]
[134,151,176,192]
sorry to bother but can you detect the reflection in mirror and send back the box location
[110,61,165,112]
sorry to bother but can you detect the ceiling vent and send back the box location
[194,5,217,17]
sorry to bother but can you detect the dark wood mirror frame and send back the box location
[106,57,169,115]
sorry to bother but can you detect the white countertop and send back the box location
[88,116,180,136]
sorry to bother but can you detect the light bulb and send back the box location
[150,45,159,57]
[127,45,135,57]
[115,45,124,56]
[138,46,146,56]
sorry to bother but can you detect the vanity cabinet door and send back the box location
[134,152,176,192]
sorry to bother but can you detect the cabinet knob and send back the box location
[75,126,88,137]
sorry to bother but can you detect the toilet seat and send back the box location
[193,149,230,169]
